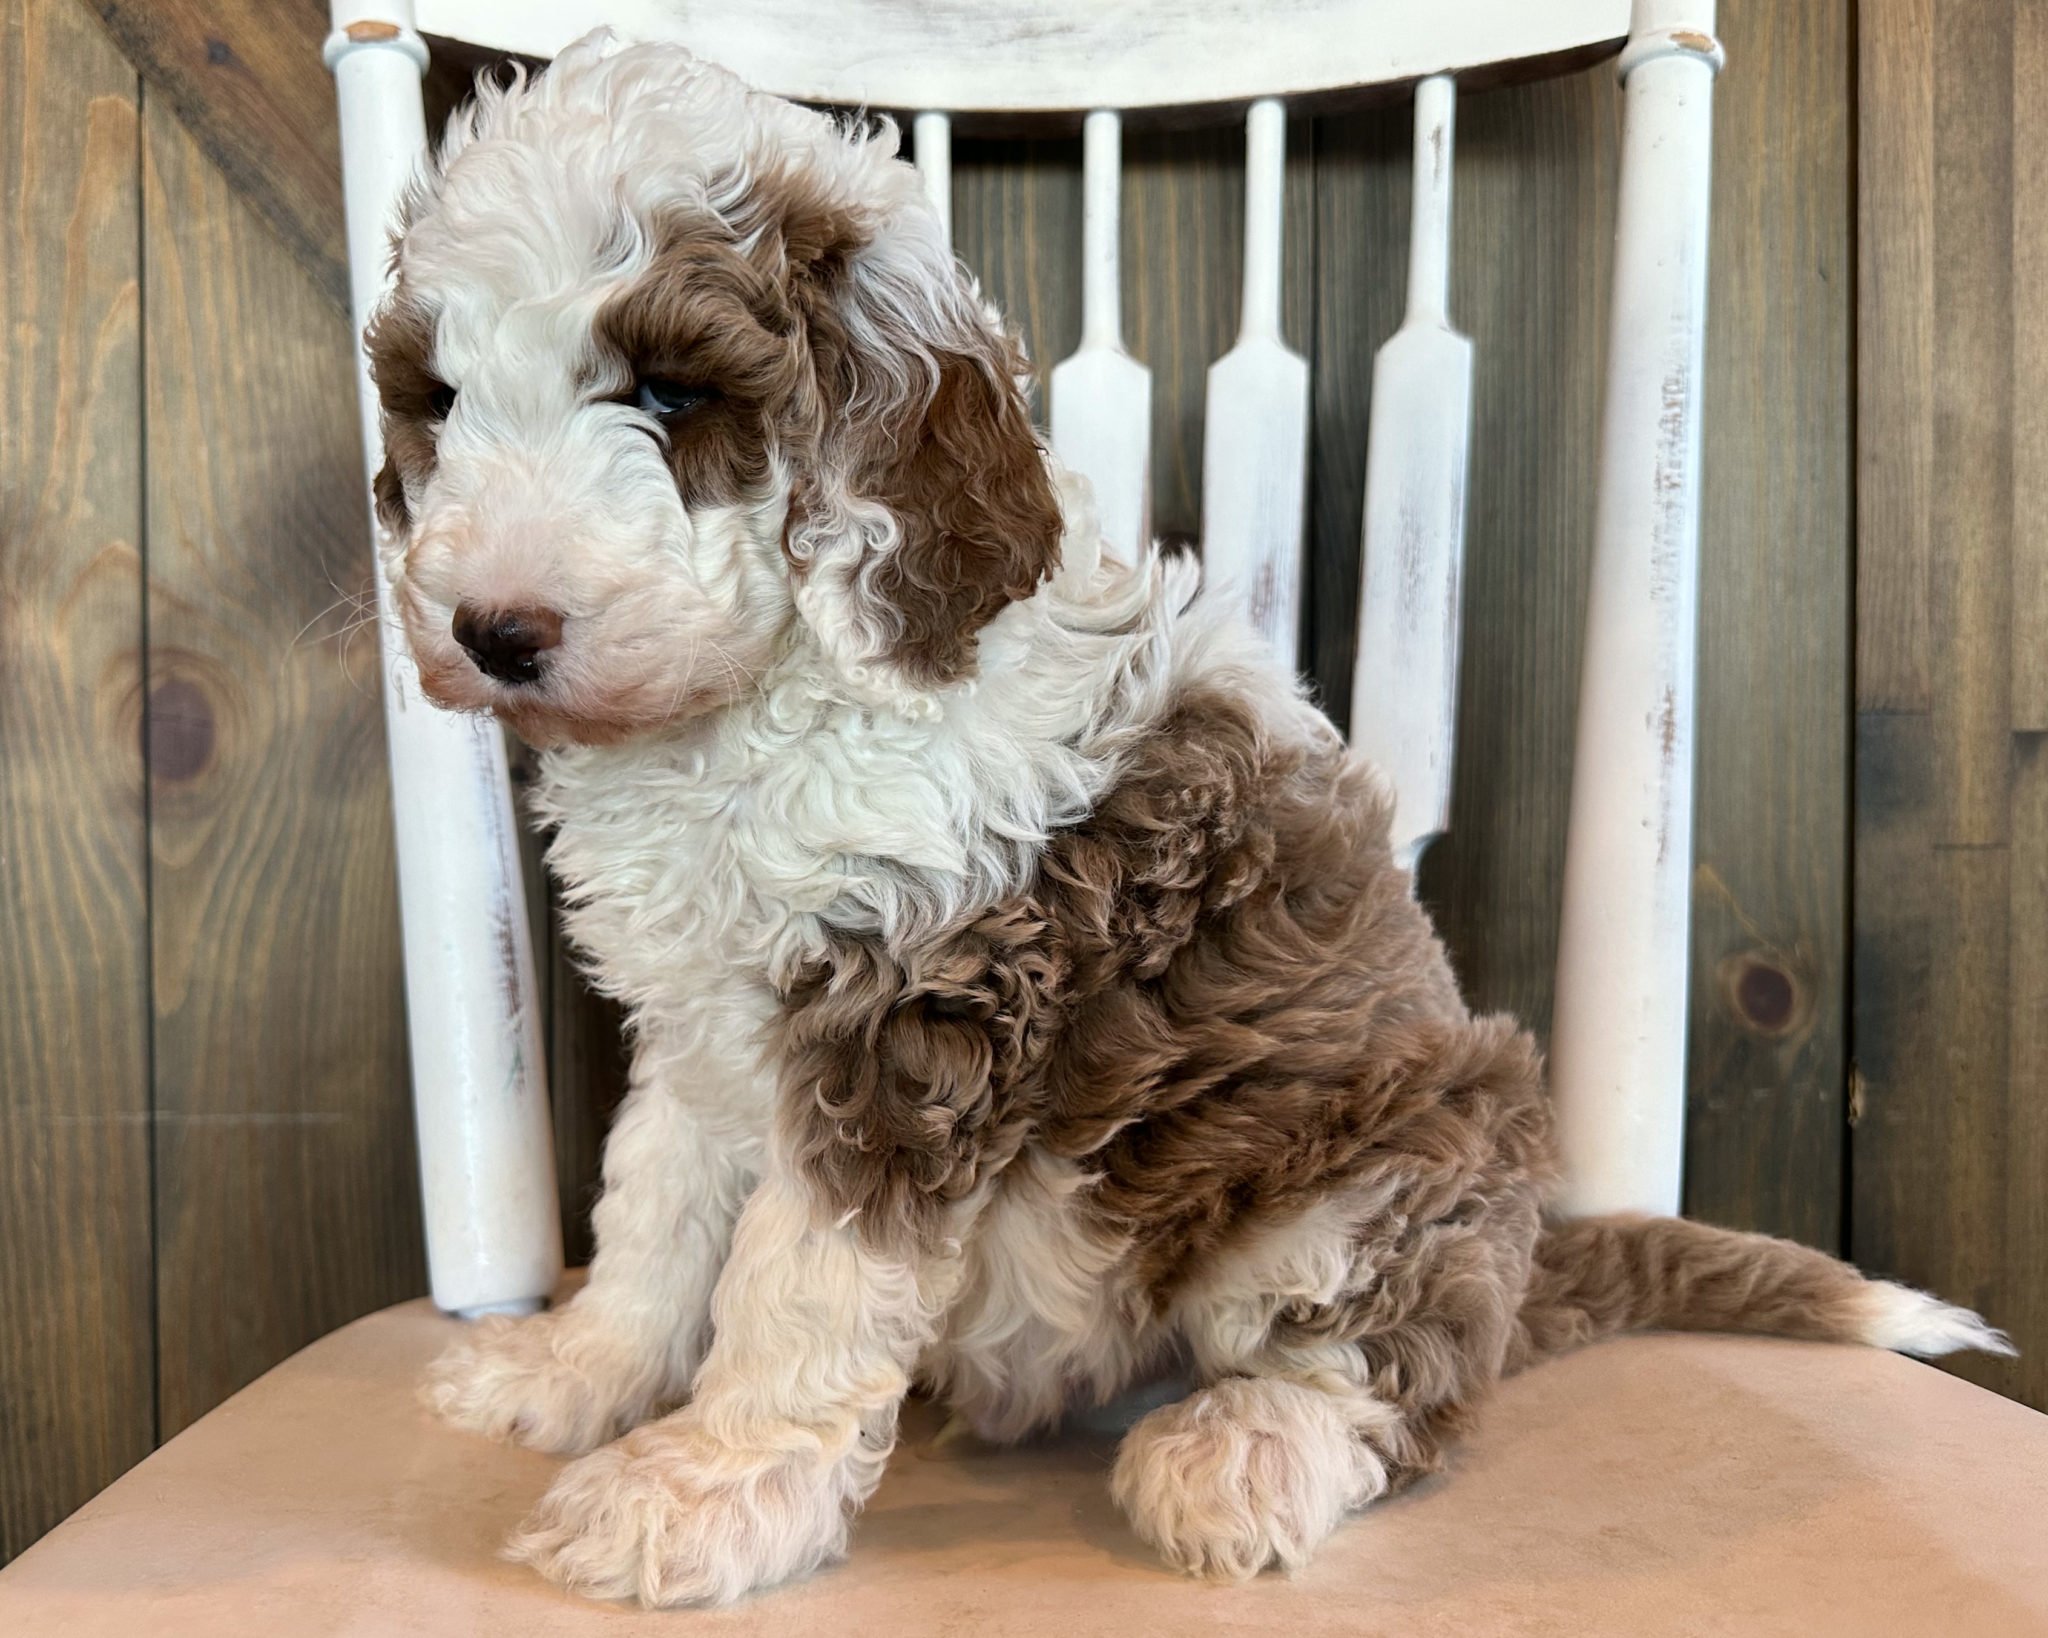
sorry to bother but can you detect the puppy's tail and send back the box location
[1512,1213,2013,1369]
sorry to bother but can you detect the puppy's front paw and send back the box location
[506,1417,856,1607]
[422,1309,677,1456]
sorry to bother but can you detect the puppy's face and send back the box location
[368,39,1061,746]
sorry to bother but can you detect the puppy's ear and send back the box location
[785,195,1063,694]
[373,454,411,535]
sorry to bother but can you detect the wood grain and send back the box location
[1121,118,1316,552]
[414,0,1634,116]
[0,0,155,1565]
[1681,0,1852,1245]
[140,90,423,1435]
[8,4,2045,1576]
[2012,3,2048,733]
[1856,0,1934,712]
[1315,2,1852,1248]
[1854,0,2044,1407]
[86,0,349,312]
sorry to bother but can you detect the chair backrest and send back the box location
[324,0,1724,1318]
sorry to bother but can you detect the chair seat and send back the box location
[4,1296,2045,1638]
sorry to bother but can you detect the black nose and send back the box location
[452,603,563,686]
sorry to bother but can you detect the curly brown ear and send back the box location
[373,455,411,535]
[848,339,1063,686]
[785,213,1064,693]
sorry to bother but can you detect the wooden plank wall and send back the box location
[0,0,2039,1570]
[0,0,155,1564]
[1,0,424,1561]
[140,78,422,1438]
[1856,0,2046,1408]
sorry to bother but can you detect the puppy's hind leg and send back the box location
[1110,1369,1396,1581]
[1112,1180,1527,1581]
[1111,1207,1408,1581]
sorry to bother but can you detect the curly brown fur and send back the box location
[778,677,2010,1519]
[777,683,1558,1482]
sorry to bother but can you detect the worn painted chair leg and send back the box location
[1549,1,1726,1216]
[326,0,562,1317]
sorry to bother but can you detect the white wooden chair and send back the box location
[6,4,2046,1632]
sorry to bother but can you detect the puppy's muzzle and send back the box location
[453,602,563,686]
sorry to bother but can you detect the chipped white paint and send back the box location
[1050,110,1152,560]
[415,0,1632,112]
[1201,98,1309,669]
[327,0,563,1318]
[1349,75,1474,874]
[1549,0,1723,1217]
[912,110,951,245]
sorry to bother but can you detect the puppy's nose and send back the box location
[451,602,563,686]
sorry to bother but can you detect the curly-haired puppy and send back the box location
[371,34,2011,1608]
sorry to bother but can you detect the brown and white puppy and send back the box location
[371,34,2010,1608]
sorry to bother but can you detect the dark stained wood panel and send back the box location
[1856,0,1935,712]
[954,136,1086,416]
[0,0,156,1565]
[2013,3,2048,733]
[2003,738,2048,1387]
[7,0,2047,1573]
[140,91,423,1436]
[1682,0,1852,1245]
[88,0,349,311]
[1854,0,2043,1407]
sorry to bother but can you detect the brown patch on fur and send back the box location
[783,686,1549,1251]
[591,215,812,510]
[589,175,1062,684]
[777,685,1554,1470]
[364,280,446,535]
[780,902,1069,1238]
[366,139,1058,685]
[794,302,1064,686]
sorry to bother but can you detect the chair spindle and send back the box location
[913,109,952,244]
[325,0,562,1319]
[1550,0,1725,1216]
[1350,74,1475,875]
[1050,109,1152,559]
[1200,97,1310,670]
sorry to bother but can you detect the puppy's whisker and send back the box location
[288,587,375,653]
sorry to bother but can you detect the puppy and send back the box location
[369,34,2010,1608]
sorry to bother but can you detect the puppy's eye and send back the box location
[635,378,716,420]
[427,380,457,419]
